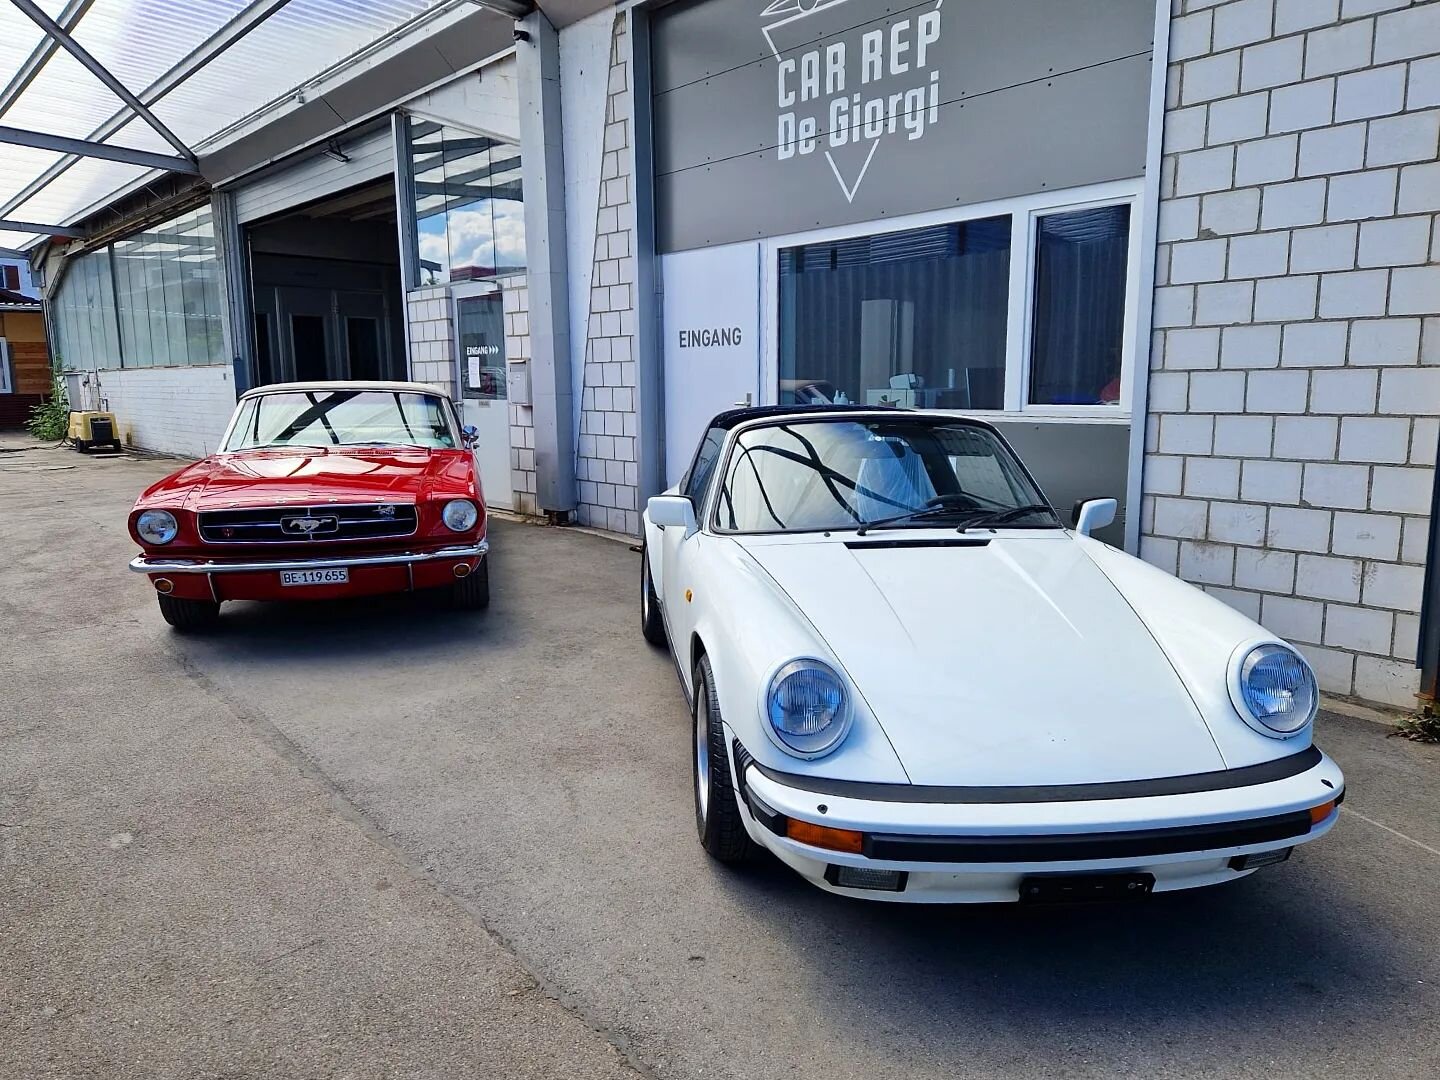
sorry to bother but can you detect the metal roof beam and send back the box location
[0,0,292,221]
[0,217,84,238]
[0,0,96,120]
[0,125,200,174]
[467,0,534,18]
[8,0,196,163]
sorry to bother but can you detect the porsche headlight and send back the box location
[136,509,178,545]
[766,659,849,757]
[1232,643,1317,736]
[442,499,478,532]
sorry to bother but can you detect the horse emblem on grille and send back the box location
[281,515,337,535]
[374,504,397,518]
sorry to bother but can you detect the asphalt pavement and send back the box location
[2,437,1438,1079]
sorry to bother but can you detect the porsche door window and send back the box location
[714,419,1051,534]
[683,426,726,504]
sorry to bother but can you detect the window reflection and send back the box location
[778,217,1011,411]
[410,119,525,285]
[50,204,221,371]
[1029,204,1130,406]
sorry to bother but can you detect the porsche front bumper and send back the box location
[728,737,1344,904]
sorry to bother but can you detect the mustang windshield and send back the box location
[226,390,457,451]
[714,418,1055,534]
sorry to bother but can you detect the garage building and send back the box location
[1,0,1436,709]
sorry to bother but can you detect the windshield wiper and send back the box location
[855,493,982,536]
[956,503,1061,531]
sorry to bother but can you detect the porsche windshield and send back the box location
[225,390,457,451]
[713,418,1056,534]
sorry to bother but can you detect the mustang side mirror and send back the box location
[648,494,698,537]
[1073,498,1118,537]
[460,424,479,449]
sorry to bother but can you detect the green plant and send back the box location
[27,373,70,442]
[1394,711,1440,743]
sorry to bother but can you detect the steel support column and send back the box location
[516,9,576,514]
[210,190,255,397]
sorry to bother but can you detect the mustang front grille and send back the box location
[198,503,419,544]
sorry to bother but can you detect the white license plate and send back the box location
[280,567,349,587]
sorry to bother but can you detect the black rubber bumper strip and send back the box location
[863,810,1313,863]
[745,744,1324,805]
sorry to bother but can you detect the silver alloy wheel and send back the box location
[695,691,710,822]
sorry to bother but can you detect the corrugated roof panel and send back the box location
[0,0,448,245]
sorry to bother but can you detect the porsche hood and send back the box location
[736,534,1227,786]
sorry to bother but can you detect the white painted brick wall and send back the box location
[96,365,236,458]
[1147,0,1440,708]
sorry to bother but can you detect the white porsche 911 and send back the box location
[640,406,1344,904]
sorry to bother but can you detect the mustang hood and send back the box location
[738,535,1227,786]
[174,448,471,511]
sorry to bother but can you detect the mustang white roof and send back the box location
[239,380,451,398]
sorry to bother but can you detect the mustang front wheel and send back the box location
[693,654,758,864]
[640,543,666,645]
[157,594,220,632]
[451,557,490,610]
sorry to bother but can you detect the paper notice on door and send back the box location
[468,355,482,389]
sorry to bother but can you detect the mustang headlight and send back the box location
[442,499,479,532]
[136,509,178,545]
[1231,642,1317,736]
[765,659,850,757]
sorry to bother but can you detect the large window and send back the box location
[778,217,1011,411]
[409,118,525,285]
[776,193,1135,416]
[49,204,224,371]
[1029,205,1130,407]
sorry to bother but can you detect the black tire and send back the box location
[451,557,490,610]
[640,543,666,646]
[157,593,220,632]
[74,439,89,453]
[693,654,759,864]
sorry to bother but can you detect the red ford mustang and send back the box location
[128,381,490,631]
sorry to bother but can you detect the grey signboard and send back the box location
[650,0,1154,253]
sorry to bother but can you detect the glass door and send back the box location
[452,282,512,510]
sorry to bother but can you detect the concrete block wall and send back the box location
[1145,0,1440,708]
[501,275,538,515]
[94,365,237,459]
[407,285,455,391]
[574,12,641,537]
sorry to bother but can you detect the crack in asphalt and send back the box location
[162,644,661,1080]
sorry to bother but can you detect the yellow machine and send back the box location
[68,410,123,452]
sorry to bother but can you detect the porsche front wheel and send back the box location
[692,654,757,864]
[640,544,666,645]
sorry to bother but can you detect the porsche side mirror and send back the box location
[1074,498,1118,537]
[460,424,479,449]
[648,495,698,537]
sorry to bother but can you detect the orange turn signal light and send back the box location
[1309,800,1336,825]
[786,818,865,854]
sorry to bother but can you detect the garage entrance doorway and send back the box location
[247,179,405,387]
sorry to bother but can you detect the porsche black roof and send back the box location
[708,404,996,432]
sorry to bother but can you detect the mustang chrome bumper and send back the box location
[728,735,1345,904]
[129,540,489,575]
